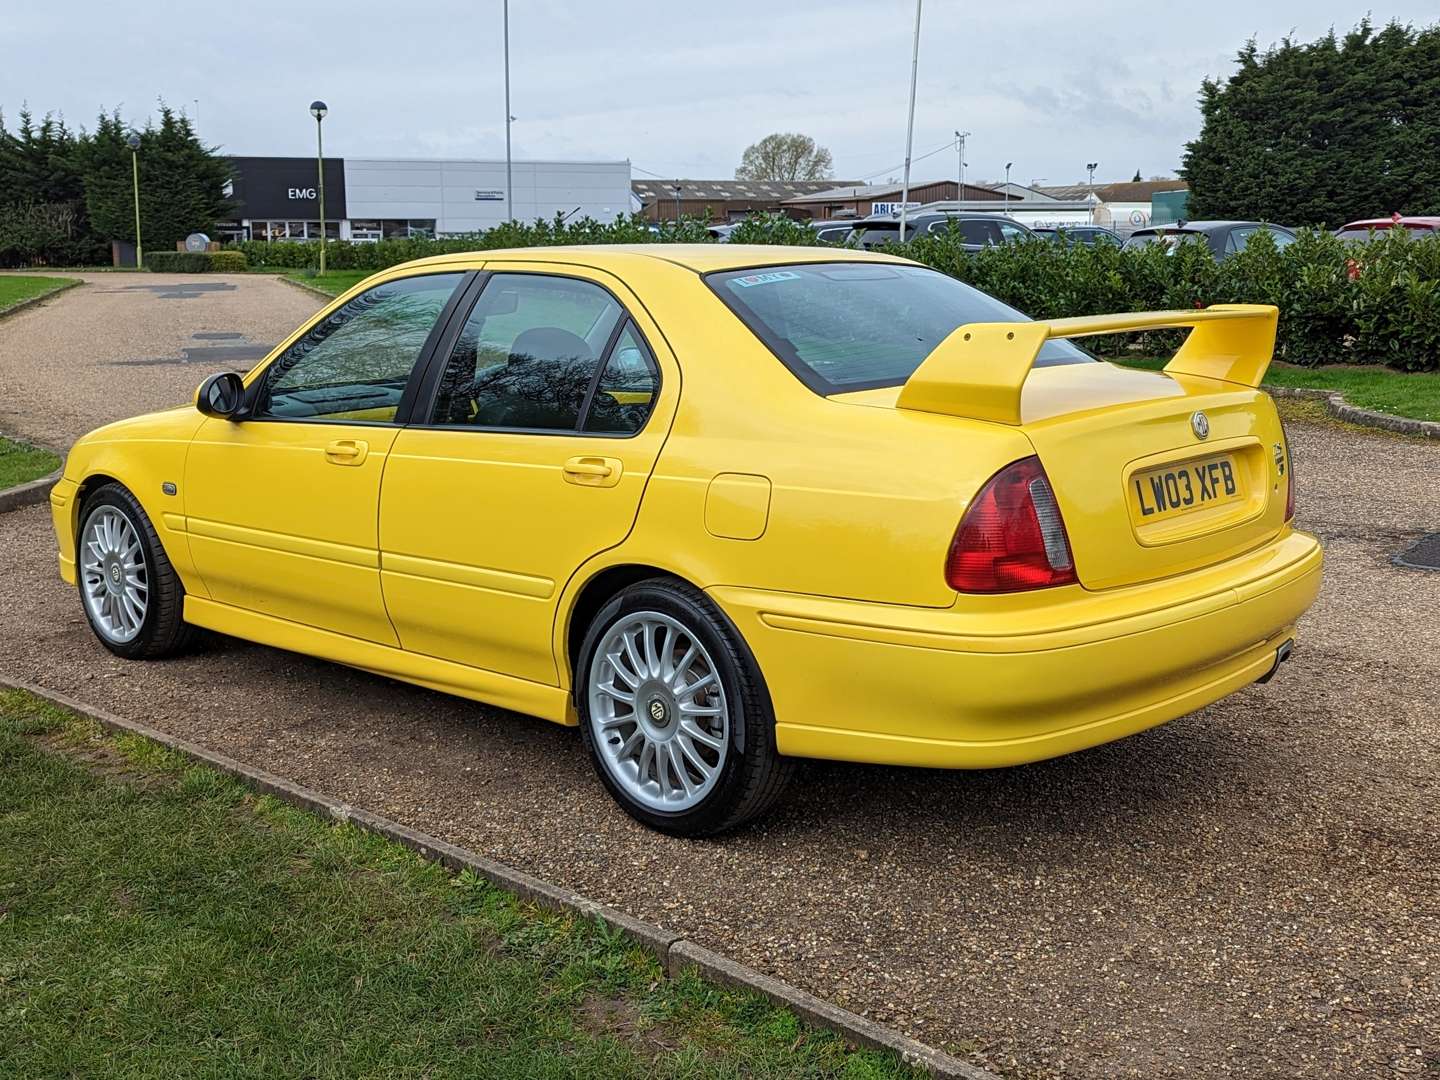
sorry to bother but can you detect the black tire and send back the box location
[76,483,198,660]
[576,578,793,837]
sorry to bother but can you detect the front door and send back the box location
[379,267,677,684]
[184,271,468,643]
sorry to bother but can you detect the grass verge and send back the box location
[283,270,370,296]
[1112,356,1440,422]
[0,436,61,488]
[0,274,79,314]
[0,688,917,1080]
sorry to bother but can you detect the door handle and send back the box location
[562,456,622,488]
[324,439,368,466]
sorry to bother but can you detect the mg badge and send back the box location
[649,699,667,723]
[1191,411,1211,440]
[1274,442,1286,477]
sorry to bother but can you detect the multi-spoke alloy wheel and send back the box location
[577,578,794,836]
[589,611,729,812]
[76,483,196,660]
[80,506,149,644]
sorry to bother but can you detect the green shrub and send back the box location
[145,250,211,272]
[225,214,1440,371]
[207,249,247,272]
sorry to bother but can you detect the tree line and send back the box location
[0,104,230,267]
[1183,19,1440,226]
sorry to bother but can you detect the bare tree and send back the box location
[735,133,834,181]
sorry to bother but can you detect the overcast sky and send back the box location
[3,1,1435,187]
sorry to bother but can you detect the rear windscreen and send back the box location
[708,262,1092,393]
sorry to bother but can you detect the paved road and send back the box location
[0,272,320,450]
[1,279,1436,1078]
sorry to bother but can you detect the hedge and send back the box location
[146,249,248,273]
[227,212,1440,371]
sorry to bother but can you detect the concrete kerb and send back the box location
[0,674,994,1080]
[0,277,83,323]
[0,468,60,513]
[1269,385,1440,439]
[275,274,338,300]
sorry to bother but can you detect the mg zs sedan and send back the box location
[51,245,1322,835]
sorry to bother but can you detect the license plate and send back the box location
[1129,453,1244,523]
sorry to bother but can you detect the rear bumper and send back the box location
[710,529,1323,769]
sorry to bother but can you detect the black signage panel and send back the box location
[227,156,347,220]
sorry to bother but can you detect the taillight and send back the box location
[1282,430,1295,521]
[946,456,1078,593]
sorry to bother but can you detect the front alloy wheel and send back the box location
[80,506,149,644]
[577,578,792,836]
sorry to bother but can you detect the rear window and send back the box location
[708,262,1092,393]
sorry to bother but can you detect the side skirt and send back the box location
[184,596,576,725]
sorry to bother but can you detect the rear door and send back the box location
[378,266,679,685]
[184,271,468,642]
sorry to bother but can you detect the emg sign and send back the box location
[288,187,318,200]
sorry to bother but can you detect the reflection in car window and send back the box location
[996,221,1029,241]
[431,274,624,431]
[256,273,463,423]
[710,262,1092,393]
[584,324,659,435]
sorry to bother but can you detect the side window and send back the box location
[958,219,997,245]
[1265,227,1296,249]
[431,274,623,431]
[996,221,1029,242]
[1226,227,1256,255]
[256,273,462,422]
[584,324,659,435]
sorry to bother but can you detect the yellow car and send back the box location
[51,245,1322,835]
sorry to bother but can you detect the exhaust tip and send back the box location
[1256,639,1295,685]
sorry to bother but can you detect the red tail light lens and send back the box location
[946,456,1078,593]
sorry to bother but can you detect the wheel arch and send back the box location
[562,563,689,694]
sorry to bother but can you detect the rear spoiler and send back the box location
[894,303,1279,426]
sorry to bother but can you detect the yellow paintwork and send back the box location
[53,245,1322,769]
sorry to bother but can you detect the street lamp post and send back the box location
[670,185,682,222]
[954,130,970,202]
[897,0,923,242]
[1086,161,1099,224]
[1004,162,1013,211]
[126,133,143,269]
[504,0,514,223]
[310,101,328,275]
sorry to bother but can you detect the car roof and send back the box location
[1131,220,1291,236]
[395,243,912,275]
[1341,216,1440,228]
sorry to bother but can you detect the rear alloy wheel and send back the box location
[77,484,197,659]
[577,579,792,836]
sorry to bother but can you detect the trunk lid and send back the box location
[841,304,1292,591]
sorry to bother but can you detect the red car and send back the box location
[1335,214,1440,242]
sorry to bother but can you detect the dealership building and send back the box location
[220,156,633,242]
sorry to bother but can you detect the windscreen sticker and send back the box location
[731,271,801,288]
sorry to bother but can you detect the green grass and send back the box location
[1112,356,1440,422]
[0,436,60,488]
[283,270,370,296]
[0,274,78,313]
[0,689,918,1080]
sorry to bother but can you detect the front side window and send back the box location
[254,273,463,422]
[432,273,658,433]
[997,221,1030,242]
[709,262,1092,394]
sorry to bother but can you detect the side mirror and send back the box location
[196,371,245,419]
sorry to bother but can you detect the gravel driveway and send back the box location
[1,280,1436,1078]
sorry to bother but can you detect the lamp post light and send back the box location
[670,184,682,222]
[1086,161,1099,224]
[310,101,328,274]
[126,132,143,269]
[1004,161,1013,211]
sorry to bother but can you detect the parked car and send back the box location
[54,245,1320,835]
[1122,221,1296,259]
[1032,225,1123,247]
[809,220,858,244]
[849,212,1033,250]
[1334,215,1440,243]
